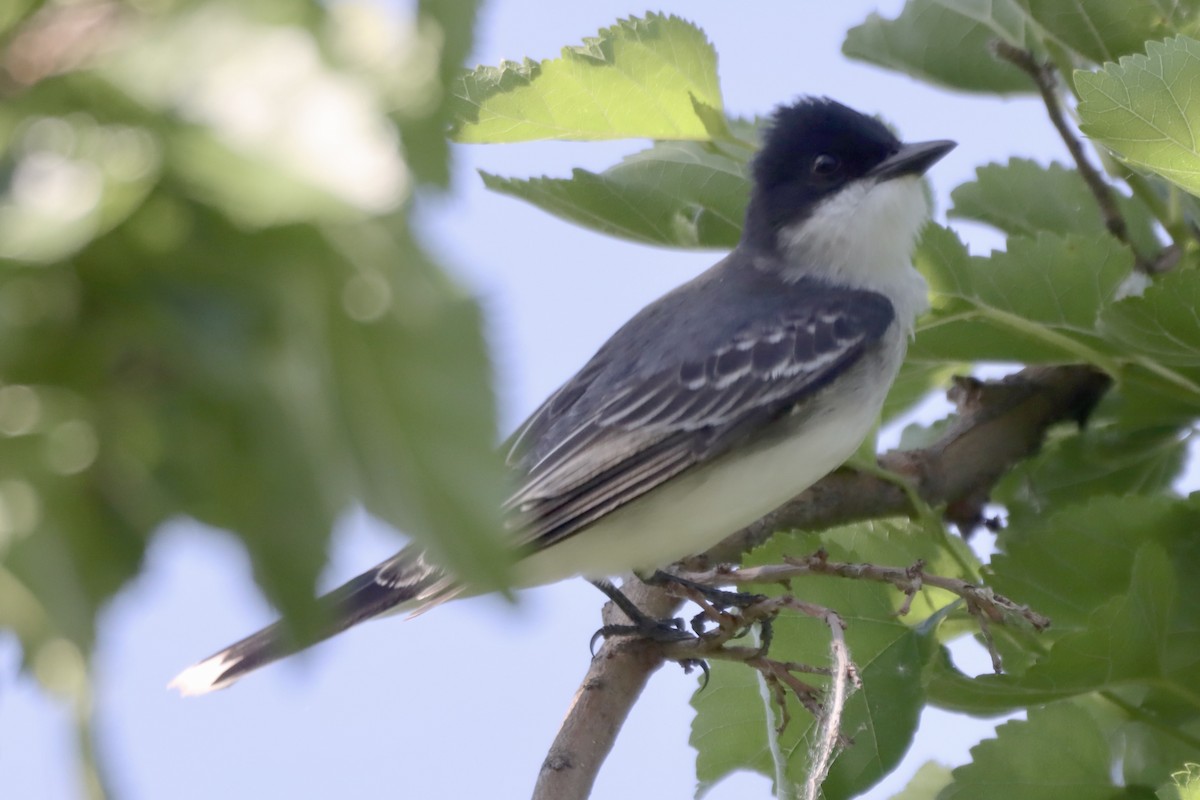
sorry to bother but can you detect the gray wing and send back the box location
[504,289,895,549]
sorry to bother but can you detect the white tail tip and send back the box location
[168,653,242,697]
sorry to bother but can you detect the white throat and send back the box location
[777,176,931,333]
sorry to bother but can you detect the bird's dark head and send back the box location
[740,97,954,257]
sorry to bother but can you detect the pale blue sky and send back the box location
[2,2,1128,799]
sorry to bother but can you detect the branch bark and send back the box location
[531,364,1110,800]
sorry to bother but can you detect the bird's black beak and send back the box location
[869,139,956,181]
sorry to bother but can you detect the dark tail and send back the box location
[169,547,453,696]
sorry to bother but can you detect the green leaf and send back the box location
[1076,36,1200,198]
[929,496,1200,714]
[923,647,1073,714]
[1159,764,1200,800]
[693,521,966,799]
[1098,267,1200,420]
[1075,694,1200,790]
[888,761,953,799]
[1101,269,1200,367]
[994,425,1188,519]
[1019,0,1200,64]
[1100,364,1200,427]
[843,0,1036,94]
[911,225,1133,365]
[451,13,723,142]
[940,704,1116,800]
[931,497,1200,711]
[1119,717,1200,790]
[949,158,1160,257]
[989,495,1187,629]
[480,138,750,248]
[1009,542,1175,697]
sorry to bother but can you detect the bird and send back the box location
[170,97,955,696]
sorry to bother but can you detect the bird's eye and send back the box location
[812,154,840,176]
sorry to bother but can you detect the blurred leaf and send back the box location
[843,0,1035,94]
[99,4,407,225]
[0,434,147,652]
[1018,0,1200,64]
[897,417,955,451]
[402,0,482,186]
[0,199,510,652]
[0,112,162,263]
[911,225,1132,364]
[940,704,1116,800]
[693,521,969,799]
[888,761,953,800]
[949,158,1161,257]
[451,13,722,142]
[481,138,750,248]
[1100,270,1200,367]
[0,0,39,38]
[168,127,364,227]
[1076,36,1200,198]
[994,425,1188,519]
[322,223,512,594]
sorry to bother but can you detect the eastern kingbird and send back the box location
[171,97,954,695]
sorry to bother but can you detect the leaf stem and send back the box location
[979,308,1121,372]
[920,308,1200,402]
[1123,172,1196,252]
[1128,355,1200,400]
[1100,690,1200,751]
[919,306,1124,376]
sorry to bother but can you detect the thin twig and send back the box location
[676,550,1050,674]
[652,592,860,776]
[990,42,1135,252]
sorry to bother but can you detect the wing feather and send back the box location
[506,289,895,549]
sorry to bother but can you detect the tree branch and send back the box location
[531,581,676,800]
[531,364,1110,800]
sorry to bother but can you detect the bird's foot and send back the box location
[587,579,694,654]
[645,569,767,637]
